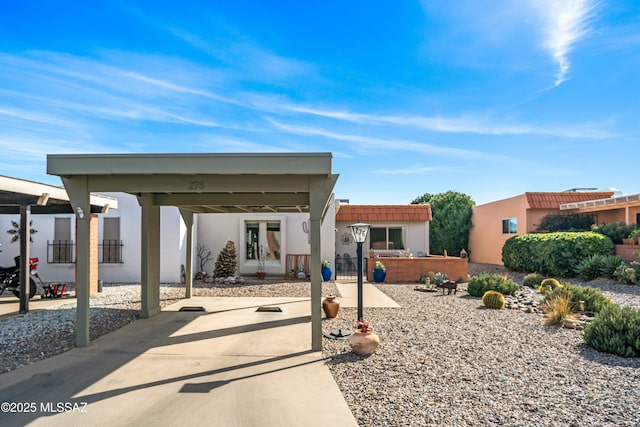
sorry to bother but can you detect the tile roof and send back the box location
[525,192,615,209]
[335,204,432,222]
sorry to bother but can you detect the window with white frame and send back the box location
[245,220,281,262]
[502,218,518,234]
[369,226,406,250]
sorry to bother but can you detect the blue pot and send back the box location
[321,267,332,281]
[372,269,386,283]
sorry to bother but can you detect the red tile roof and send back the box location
[525,192,615,209]
[335,204,432,222]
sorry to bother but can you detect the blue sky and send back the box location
[0,0,638,205]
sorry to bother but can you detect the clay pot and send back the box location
[256,271,266,280]
[322,295,340,318]
[348,331,380,356]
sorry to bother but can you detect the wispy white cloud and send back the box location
[267,119,509,160]
[280,104,613,138]
[529,0,598,86]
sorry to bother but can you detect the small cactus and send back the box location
[539,278,561,293]
[482,290,506,309]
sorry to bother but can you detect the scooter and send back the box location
[0,243,38,299]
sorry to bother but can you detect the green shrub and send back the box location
[613,261,640,285]
[428,271,448,286]
[522,273,545,288]
[592,222,637,245]
[482,290,505,309]
[584,305,640,357]
[614,265,636,285]
[542,284,614,316]
[575,255,604,281]
[600,255,624,279]
[468,273,520,297]
[502,232,614,277]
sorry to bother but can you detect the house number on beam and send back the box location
[188,181,205,190]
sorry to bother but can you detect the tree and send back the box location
[411,191,475,256]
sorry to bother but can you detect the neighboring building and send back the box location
[468,190,640,265]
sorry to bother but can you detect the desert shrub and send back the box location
[468,273,519,297]
[542,284,614,316]
[575,255,604,281]
[428,271,448,286]
[522,273,545,288]
[539,278,561,293]
[584,305,640,357]
[482,290,505,309]
[599,255,625,279]
[614,261,640,285]
[592,222,637,245]
[502,232,614,277]
[542,294,573,325]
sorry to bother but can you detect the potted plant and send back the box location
[629,229,640,245]
[321,260,332,281]
[372,260,386,283]
[348,319,380,356]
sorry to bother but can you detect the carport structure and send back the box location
[0,175,115,314]
[47,153,338,350]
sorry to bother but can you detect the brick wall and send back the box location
[367,255,469,283]
[89,214,99,296]
[615,244,640,262]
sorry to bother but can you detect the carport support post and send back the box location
[18,204,31,314]
[179,209,194,298]
[309,217,322,350]
[62,177,91,347]
[140,194,161,318]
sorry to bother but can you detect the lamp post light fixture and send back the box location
[349,222,370,321]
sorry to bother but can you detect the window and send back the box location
[245,220,281,261]
[369,226,406,250]
[51,217,73,263]
[101,217,123,263]
[502,218,518,234]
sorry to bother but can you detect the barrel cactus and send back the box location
[539,278,561,293]
[482,290,506,309]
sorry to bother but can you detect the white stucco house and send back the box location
[2,183,431,285]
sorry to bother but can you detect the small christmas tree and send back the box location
[213,240,238,278]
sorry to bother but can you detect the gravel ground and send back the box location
[321,264,640,426]
[1,266,640,426]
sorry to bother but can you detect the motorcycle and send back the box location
[0,243,38,299]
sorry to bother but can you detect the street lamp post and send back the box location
[349,222,370,321]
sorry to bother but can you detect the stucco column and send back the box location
[62,177,91,347]
[309,217,322,351]
[180,209,194,298]
[140,193,161,318]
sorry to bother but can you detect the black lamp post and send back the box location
[349,222,370,321]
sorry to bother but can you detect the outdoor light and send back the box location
[349,222,370,321]
[349,222,370,244]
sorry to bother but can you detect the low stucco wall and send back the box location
[367,255,469,283]
[615,244,640,262]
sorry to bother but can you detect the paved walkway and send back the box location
[0,297,357,427]
[335,281,401,308]
[0,283,401,427]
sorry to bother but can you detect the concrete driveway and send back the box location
[0,296,357,427]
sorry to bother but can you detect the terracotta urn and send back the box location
[348,331,380,356]
[322,295,340,318]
